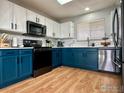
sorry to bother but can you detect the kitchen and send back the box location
[0,0,123,93]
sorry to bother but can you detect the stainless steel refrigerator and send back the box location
[121,0,124,91]
[112,0,124,91]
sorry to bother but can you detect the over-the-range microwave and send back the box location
[27,21,46,37]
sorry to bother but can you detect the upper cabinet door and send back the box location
[13,4,27,33]
[53,21,61,38]
[61,22,70,38]
[69,22,75,38]
[26,10,37,22]
[61,21,74,38]
[0,0,13,30]
[46,18,54,37]
[37,14,45,25]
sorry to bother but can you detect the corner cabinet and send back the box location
[0,49,33,88]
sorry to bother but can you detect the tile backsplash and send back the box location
[0,31,114,48]
[0,32,58,47]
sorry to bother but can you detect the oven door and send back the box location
[33,48,52,70]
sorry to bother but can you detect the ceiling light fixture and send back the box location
[85,7,90,11]
[57,0,72,5]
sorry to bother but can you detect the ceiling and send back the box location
[11,0,119,20]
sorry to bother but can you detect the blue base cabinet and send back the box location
[62,48,75,67]
[19,50,33,78]
[52,48,62,68]
[0,49,33,88]
[62,48,98,71]
[0,56,18,87]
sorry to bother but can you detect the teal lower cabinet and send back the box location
[52,48,62,68]
[0,49,33,88]
[62,49,75,67]
[19,50,33,78]
[0,56,18,87]
[62,48,98,71]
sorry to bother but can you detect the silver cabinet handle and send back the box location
[15,24,17,29]
[11,23,14,29]
[38,18,40,22]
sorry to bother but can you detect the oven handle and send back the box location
[112,60,121,68]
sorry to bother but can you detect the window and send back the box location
[77,22,90,41]
[90,19,105,40]
[77,19,105,41]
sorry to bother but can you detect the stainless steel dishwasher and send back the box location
[98,48,121,73]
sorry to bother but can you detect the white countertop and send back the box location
[0,47,34,49]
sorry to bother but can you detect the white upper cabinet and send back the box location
[26,10,37,22]
[0,0,27,33]
[0,0,13,30]
[46,18,54,37]
[53,21,61,38]
[37,14,45,25]
[13,4,26,33]
[27,10,45,25]
[61,21,74,38]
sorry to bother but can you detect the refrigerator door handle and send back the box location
[112,8,120,47]
[112,60,121,68]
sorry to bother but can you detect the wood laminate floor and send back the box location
[0,66,122,93]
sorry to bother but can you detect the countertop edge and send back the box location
[0,47,34,49]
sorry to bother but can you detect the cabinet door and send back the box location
[37,14,45,25]
[70,22,74,38]
[13,4,26,33]
[19,55,32,77]
[0,56,18,84]
[61,23,70,38]
[52,49,62,68]
[52,51,59,68]
[84,51,98,70]
[74,51,84,68]
[26,10,37,22]
[46,18,54,37]
[53,22,61,38]
[0,0,13,30]
[62,49,75,67]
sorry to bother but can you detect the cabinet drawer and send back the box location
[0,50,18,56]
[19,50,32,55]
